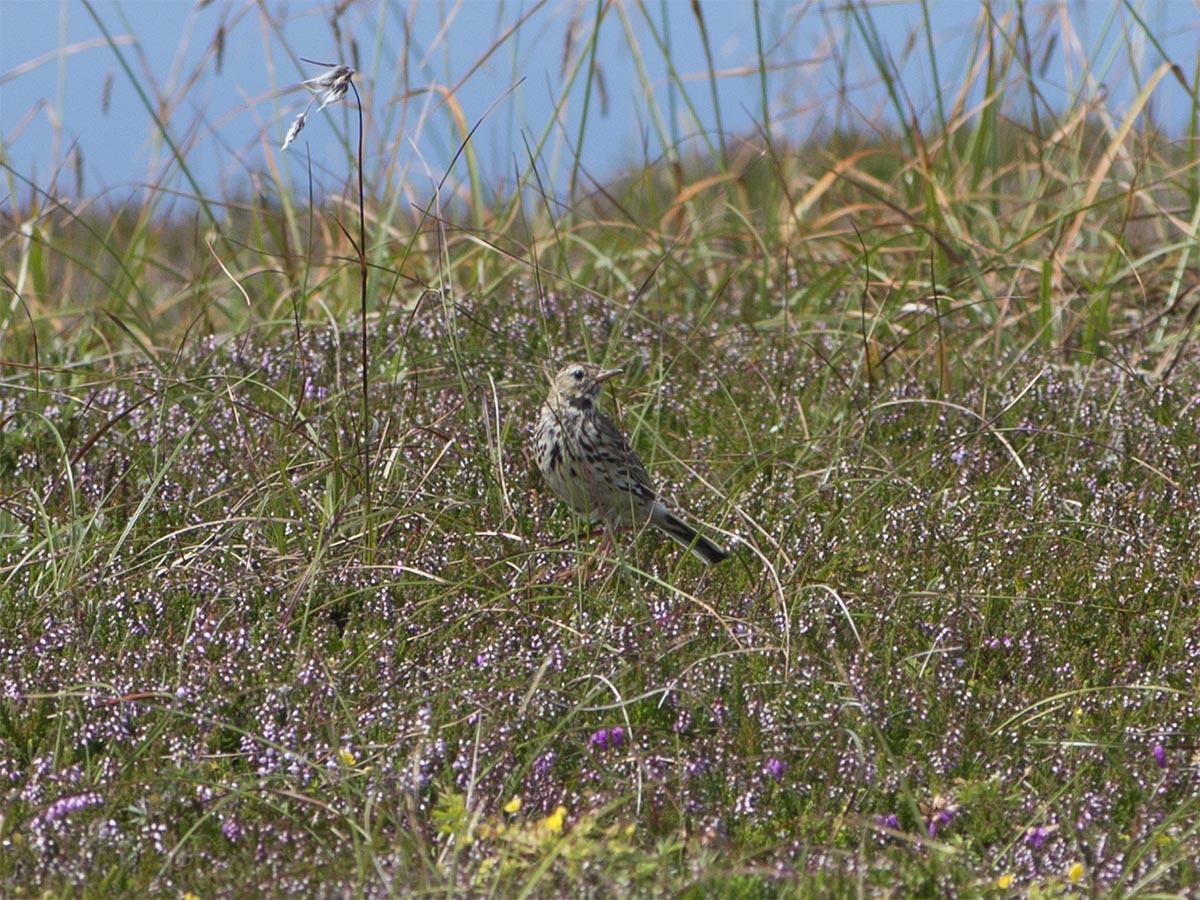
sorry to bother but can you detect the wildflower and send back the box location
[589,727,625,751]
[874,813,899,830]
[337,748,356,767]
[1152,743,1167,768]
[764,757,786,782]
[503,796,521,814]
[919,794,959,837]
[1068,861,1084,883]
[221,817,243,843]
[538,806,566,835]
[1025,824,1055,849]
[41,792,102,824]
[533,752,555,776]
[927,810,953,836]
[996,873,1014,889]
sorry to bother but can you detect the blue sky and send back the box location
[1,0,1195,206]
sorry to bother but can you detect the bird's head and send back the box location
[547,362,623,406]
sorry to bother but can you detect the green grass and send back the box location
[2,1,1199,897]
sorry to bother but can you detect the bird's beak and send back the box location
[595,367,623,383]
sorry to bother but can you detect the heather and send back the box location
[2,2,1199,898]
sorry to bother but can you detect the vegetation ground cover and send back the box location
[2,2,1198,897]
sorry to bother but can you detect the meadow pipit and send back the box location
[535,363,729,565]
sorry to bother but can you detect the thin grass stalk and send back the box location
[621,3,697,165]
[349,78,372,550]
[751,0,771,144]
[80,1,225,245]
[919,0,947,134]
[688,0,725,169]
[568,0,610,200]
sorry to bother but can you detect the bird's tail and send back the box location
[654,506,729,565]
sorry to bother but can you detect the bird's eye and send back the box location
[572,368,584,380]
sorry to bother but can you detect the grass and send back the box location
[2,1,1199,897]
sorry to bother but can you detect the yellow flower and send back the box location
[182,893,203,900]
[1068,861,1084,883]
[995,873,1014,889]
[539,805,567,834]
[503,796,522,814]
[337,748,356,767]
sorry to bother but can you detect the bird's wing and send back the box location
[594,413,657,501]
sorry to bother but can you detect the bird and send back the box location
[534,362,729,565]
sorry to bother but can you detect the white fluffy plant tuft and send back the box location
[281,61,355,150]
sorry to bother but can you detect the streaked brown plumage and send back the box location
[534,363,728,565]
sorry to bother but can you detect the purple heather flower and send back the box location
[41,792,102,824]
[921,796,959,837]
[533,752,555,777]
[221,817,244,843]
[928,809,955,837]
[875,813,899,830]
[1025,825,1051,849]
[1153,744,1167,768]
[589,727,625,751]
[764,757,786,782]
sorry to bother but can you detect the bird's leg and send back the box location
[542,525,609,582]
[590,528,614,565]
[569,526,614,579]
